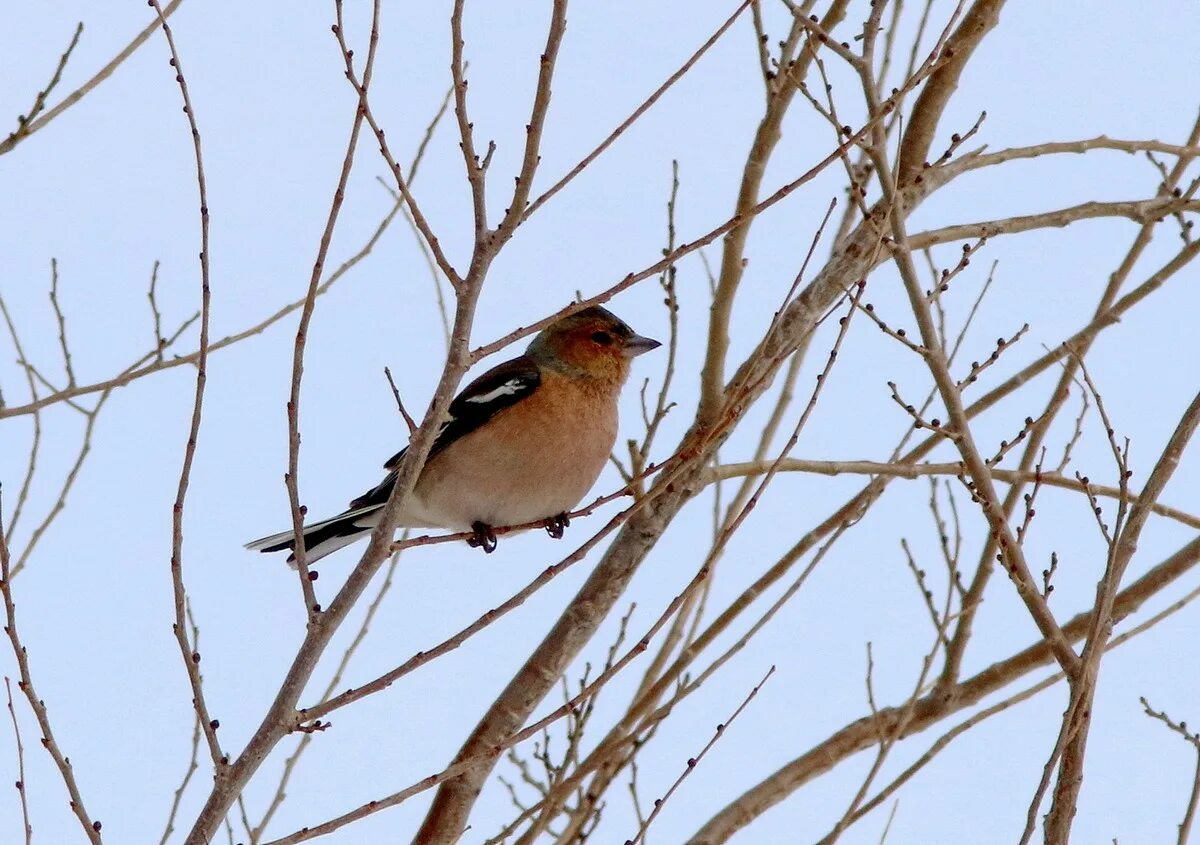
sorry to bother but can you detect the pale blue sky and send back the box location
[2,2,1199,843]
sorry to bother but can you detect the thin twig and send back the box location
[1141,698,1200,845]
[150,0,225,770]
[625,666,775,845]
[268,558,725,844]
[338,7,462,288]
[148,260,166,363]
[11,389,113,578]
[5,677,32,845]
[522,1,754,223]
[158,601,204,845]
[0,293,42,540]
[383,367,418,435]
[47,258,76,386]
[3,22,84,151]
[283,0,385,612]
[249,550,405,842]
[828,577,1200,841]
[296,469,675,725]
[1,493,102,841]
[473,56,941,362]
[0,2,186,156]
[0,179,428,421]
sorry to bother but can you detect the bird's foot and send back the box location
[467,521,498,554]
[545,512,570,540]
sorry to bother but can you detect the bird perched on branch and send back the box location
[247,306,660,564]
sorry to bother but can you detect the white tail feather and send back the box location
[245,504,383,565]
[283,531,365,569]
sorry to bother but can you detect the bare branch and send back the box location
[3,22,84,152]
[158,602,204,845]
[946,135,1200,178]
[249,551,404,842]
[698,0,850,426]
[707,460,1200,530]
[895,0,1002,184]
[1045,385,1200,842]
[149,0,226,775]
[0,293,42,540]
[522,1,755,223]
[908,197,1200,250]
[10,389,113,578]
[5,677,32,845]
[1140,698,1200,845]
[0,1,186,156]
[686,530,1200,843]
[1,494,102,841]
[47,259,76,387]
[383,366,418,436]
[626,666,775,845]
[823,579,1200,843]
[283,0,387,610]
[270,558,723,844]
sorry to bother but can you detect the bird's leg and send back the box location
[467,521,498,553]
[545,512,570,540]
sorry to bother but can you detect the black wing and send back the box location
[349,356,541,509]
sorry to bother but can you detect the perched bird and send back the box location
[246,306,660,564]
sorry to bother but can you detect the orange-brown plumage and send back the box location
[414,367,618,529]
[247,305,660,562]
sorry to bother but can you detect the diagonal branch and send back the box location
[686,531,1200,843]
[521,0,754,224]
[0,1,186,156]
[895,0,1006,184]
[1,496,102,841]
[283,0,386,615]
[697,0,850,425]
[3,22,84,152]
[1044,387,1200,842]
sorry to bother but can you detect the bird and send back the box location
[246,305,661,564]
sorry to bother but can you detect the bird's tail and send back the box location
[245,504,383,567]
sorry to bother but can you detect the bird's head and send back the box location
[527,305,661,384]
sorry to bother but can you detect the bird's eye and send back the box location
[591,330,613,345]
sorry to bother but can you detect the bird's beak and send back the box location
[622,334,662,358]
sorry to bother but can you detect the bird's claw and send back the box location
[545,512,570,540]
[467,521,498,553]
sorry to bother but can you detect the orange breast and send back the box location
[412,372,619,530]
